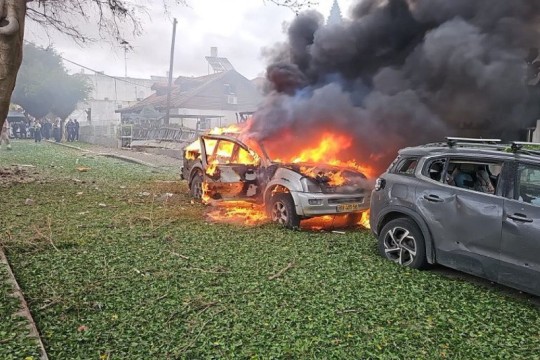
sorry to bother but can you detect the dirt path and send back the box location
[48,141,181,170]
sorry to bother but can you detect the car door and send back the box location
[417,157,506,281]
[200,135,261,200]
[500,161,540,296]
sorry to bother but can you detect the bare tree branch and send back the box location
[265,0,318,13]
[24,0,314,45]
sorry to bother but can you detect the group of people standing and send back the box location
[0,118,80,148]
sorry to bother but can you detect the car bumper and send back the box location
[291,191,370,217]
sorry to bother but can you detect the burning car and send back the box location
[181,131,371,228]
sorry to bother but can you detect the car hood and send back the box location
[277,162,373,192]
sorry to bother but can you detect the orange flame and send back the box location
[299,166,348,186]
[206,160,219,177]
[359,210,370,229]
[202,182,211,204]
[209,123,243,135]
[206,201,268,226]
[271,132,374,178]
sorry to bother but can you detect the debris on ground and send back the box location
[0,165,41,187]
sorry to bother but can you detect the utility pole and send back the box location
[124,46,128,78]
[120,40,130,78]
[165,18,178,126]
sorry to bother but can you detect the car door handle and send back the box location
[423,194,444,203]
[508,213,533,223]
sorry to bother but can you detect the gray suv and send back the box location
[370,137,540,296]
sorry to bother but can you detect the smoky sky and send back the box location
[249,0,540,174]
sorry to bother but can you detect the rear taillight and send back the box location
[374,178,386,191]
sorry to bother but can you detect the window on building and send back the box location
[227,95,238,105]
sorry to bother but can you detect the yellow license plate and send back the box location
[337,203,362,212]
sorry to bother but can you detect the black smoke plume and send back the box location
[249,0,540,174]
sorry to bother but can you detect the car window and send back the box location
[213,140,235,164]
[232,146,259,165]
[201,138,217,161]
[423,158,446,182]
[516,163,540,205]
[447,159,502,195]
[393,158,419,175]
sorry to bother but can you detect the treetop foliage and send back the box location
[12,42,91,119]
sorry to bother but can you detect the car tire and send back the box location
[270,193,300,229]
[378,218,427,269]
[190,171,203,200]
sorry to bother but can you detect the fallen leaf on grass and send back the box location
[76,166,91,172]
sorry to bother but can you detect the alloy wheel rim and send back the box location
[272,201,288,225]
[383,226,417,266]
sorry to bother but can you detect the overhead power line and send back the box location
[23,40,155,89]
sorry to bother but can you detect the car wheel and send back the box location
[378,218,427,269]
[190,171,203,200]
[270,193,300,229]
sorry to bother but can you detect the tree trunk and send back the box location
[0,0,27,130]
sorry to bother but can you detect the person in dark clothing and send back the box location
[12,122,19,139]
[53,119,61,142]
[74,119,80,141]
[42,120,51,140]
[66,119,75,142]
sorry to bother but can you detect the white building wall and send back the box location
[73,72,165,126]
[533,120,540,142]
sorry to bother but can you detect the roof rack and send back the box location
[511,141,540,155]
[445,137,502,147]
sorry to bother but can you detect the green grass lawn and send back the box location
[1,141,539,359]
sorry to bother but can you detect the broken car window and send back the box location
[393,158,419,175]
[447,160,501,194]
[517,164,540,205]
[423,159,446,182]
[213,140,235,164]
[232,147,259,165]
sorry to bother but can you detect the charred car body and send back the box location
[370,137,540,296]
[181,134,371,228]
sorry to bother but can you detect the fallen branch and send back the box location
[38,299,62,311]
[171,251,190,260]
[33,216,59,252]
[268,261,295,280]
[183,267,229,274]
[337,308,362,314]
[175,309,225,355]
